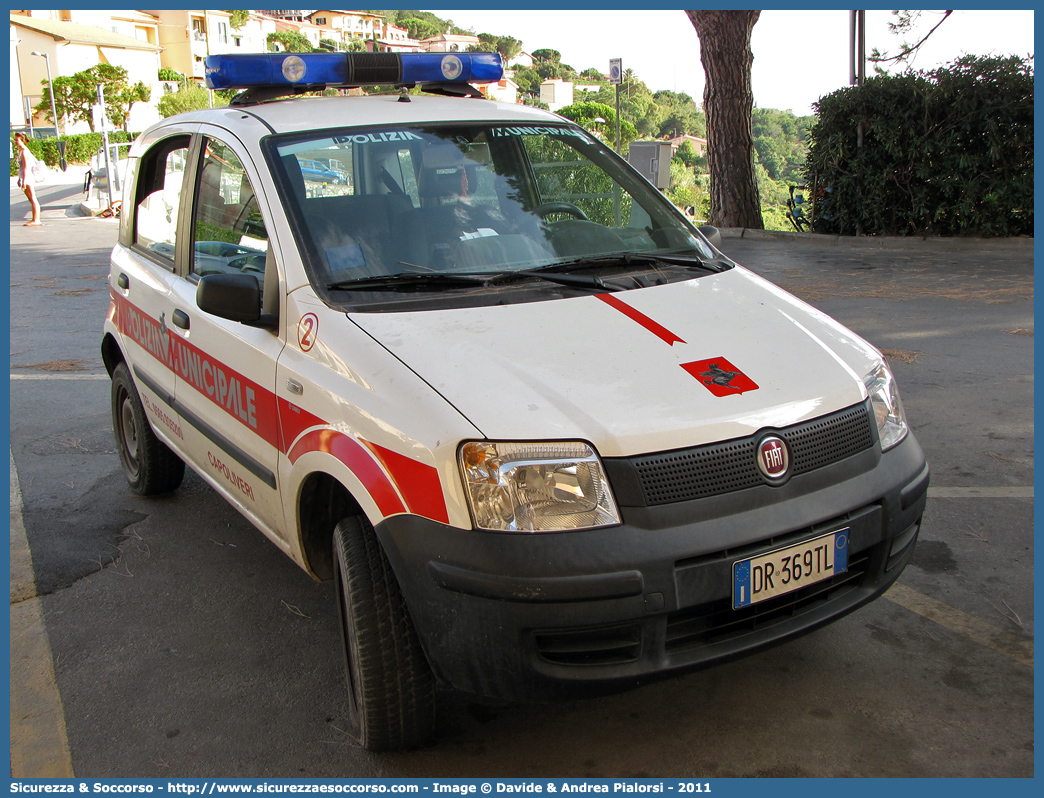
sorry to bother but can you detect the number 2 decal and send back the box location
[298,313,318,352]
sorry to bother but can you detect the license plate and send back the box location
[733,529,849,609]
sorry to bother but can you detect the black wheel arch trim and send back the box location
[900,461,930,510]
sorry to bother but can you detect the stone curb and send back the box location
[718,226,1034,252]
[77,201,108,217]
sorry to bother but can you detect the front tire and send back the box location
[111,362,185,495]
[333,515,435,751]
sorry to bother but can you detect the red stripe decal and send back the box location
[363,441,449,524]
[115,295,446,521]
[288,429,407,517]
[277,396,326,455]
[113,293,281,449]
[595,293,685,346]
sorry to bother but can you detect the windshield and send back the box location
[267,121,725,310]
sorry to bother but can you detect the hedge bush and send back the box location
[805,55,1033,237]
[10,130,139,176]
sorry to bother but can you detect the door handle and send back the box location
[172,309,190,330]
[117,273,129,290]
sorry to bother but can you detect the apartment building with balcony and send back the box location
[143,9,234,80]
[225,12,278,53]
[307,9,384,44]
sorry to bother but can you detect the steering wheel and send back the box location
[531,201,589,221]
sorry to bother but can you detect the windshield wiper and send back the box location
[328,272,495,290]
[506,269,620,291]
[331,269,628,294]
[327,261,685,294]
[545,252,728,274]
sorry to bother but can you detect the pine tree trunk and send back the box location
[686,10,763,229]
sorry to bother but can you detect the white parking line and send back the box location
[9,450,75,778]
[885,583,1033,668]
[11,373,108,380]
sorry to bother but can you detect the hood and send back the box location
[350,268,882,458]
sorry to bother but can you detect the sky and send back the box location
[425,8,1036,116]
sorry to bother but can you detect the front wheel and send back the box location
[111,362,185,495]
[333,516,435,751]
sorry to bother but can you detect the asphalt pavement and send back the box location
[8,183,1035,778]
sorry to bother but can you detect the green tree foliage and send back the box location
[399,17,442,41]
[585,75,683,140]
[666,159,707,218]
[673,140,699,168]
[11,129,137,172]
[35,63,149,134]
[158,83,212,118]
[158,67,184,83]
[653,90,705,139]
[470,34,520,61]
[806,54,1033,237]
[556,101,639,150]
[34,74,86,133]
[752,108,811,183]
[223,10,249,30]
[267,30,313,52]
[493,35,522,61]
[532,48,562,63]
[534,58,576,82]
[512,66,541,98]
[318,38,338,51]
[375,10,471,37]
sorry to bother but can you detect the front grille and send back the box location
[534,622,642,666]
[630,402,874,505]
[665,548,873,652]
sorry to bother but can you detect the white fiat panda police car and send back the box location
[102,52,929,751]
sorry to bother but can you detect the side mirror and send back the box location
[197,273,277,330]
[698,225,722,249]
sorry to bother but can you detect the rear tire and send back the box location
[333,515,435,751]
[111,362,185,495]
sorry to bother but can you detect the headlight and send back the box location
[864,362,908,451]
[459,441,621,532]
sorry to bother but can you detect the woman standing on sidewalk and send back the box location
[14,132,42,226]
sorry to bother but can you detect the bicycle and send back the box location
[785,184,809,232]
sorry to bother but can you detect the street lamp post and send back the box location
[30,51,59,137]
[31,50,65,171]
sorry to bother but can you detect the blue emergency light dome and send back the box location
[205,51,504,92]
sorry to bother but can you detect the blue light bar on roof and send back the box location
[205,52,504,91]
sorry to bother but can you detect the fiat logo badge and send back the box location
[757,436,789,480]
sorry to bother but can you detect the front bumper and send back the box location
[374,431,929,701]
